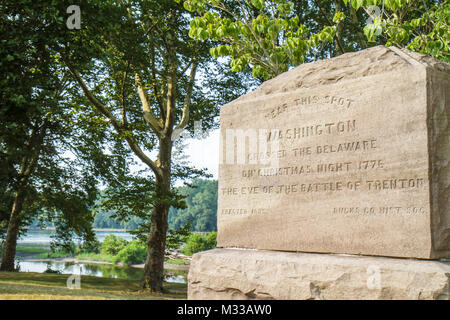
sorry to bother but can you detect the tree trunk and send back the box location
[334,0,345,56]
[142,195,169,291]
[0,120,47,271]
[349,6,368,49]
[0,190,25,271]
[142,136,172,292]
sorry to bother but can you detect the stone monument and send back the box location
[188,46,450,300]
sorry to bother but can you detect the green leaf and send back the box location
[250,0,265,10]
[333,12,345,24]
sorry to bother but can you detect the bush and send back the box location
[205,232,217,248]
[51,240,76,255]
[43,250,72,259]
[101,234,128,256]
[166,220,192,250]
[182,232,217,256]
[112,240,147,265]
[75,238,101,255]
[44,268,61,274]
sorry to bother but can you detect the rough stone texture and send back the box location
[188,249,450,300]
[426,62,450,255]
[217,45,450,259]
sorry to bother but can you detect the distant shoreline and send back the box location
[24,227,132,232]
[19,257,190,271]
[24,228,212,234]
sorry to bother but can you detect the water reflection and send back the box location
[17,261,186,283]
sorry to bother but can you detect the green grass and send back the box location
[36,250,72,259]
[0,271,187,300]
[75,252,115,263]
[9,244,51,257]
[16,246,49,255]
[35,251,115,262]
[164,258,190,266]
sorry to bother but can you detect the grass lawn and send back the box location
[0,271,187,300]
[35,251,71,259]
[165,258,190,266]
[74,252,115,263]
[12,244,49,256]
[34,251,116,262]
[16,247,49,255]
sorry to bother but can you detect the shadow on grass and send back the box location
[0,271,187,300]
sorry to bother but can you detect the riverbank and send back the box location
[21,257,190,271]
[0,246,189,287]
[23,227,133,232]
[0,272,187,300]
[10,244,190,271]
[2,238,191,284]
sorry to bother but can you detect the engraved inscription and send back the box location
[264,95,355,120]
[217,47,445,259]
[267,120,357,141]
[221,93,426,216]
[332,207,427,215]
[221,178,426,199]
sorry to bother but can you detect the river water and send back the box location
[13,229,186,283]
[17,261,186,283]
[18,229,135,246]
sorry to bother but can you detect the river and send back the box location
[12,229,186,283]
[18,229,135,246]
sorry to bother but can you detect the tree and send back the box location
[168,179,218,232]
[343,0,448,62]
[0,0,116,271]
[61,0,250,291]
[184,0,448,83]
[183,231,217,255]
[182,0,343,80]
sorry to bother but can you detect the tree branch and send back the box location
[62,56,162,177]
[236,0,280,75]
[349,5,368,49]
[63,56,122,131]
[162,28,178,137]
[314,0,345,55]
[22,119,48,178]
[121,61,130,127]
[135,73,164,136]
[175,58,198,131]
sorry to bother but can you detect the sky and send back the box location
[182,129,220,180]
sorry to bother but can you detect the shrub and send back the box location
[112,240,147,265]
[182,232,217,256]
[101,234,128,256]
[44,268,61,274]
[205,231,217,248]
[76,238,101,255]
[44,250,72,259]
[51,240,76,255]
[166,220,192,250]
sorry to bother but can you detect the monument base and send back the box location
[188,248,449,300]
